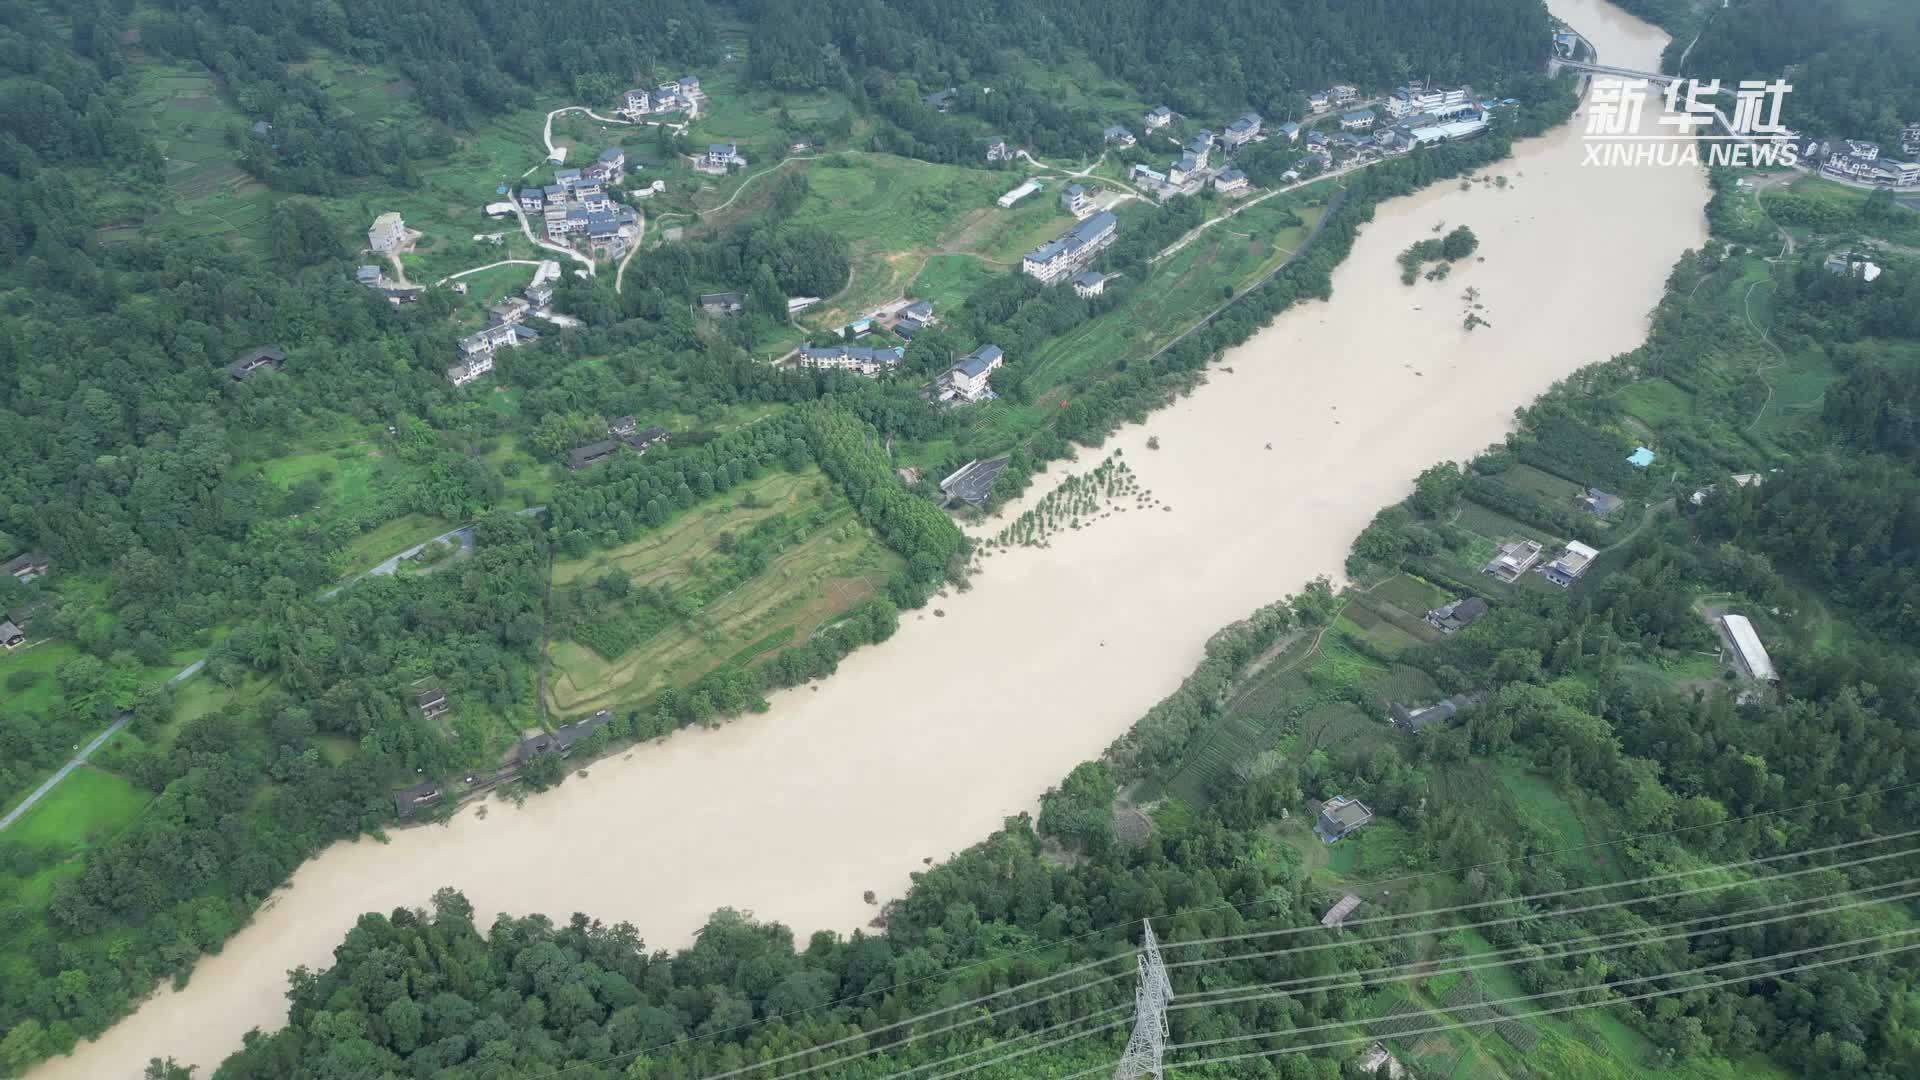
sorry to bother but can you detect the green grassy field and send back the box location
[544,469,901,716]
[910,254,1006,310]
[7,767,151,856]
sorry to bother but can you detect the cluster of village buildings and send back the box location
[448,277,554,385]
[566,415,671,470]
[394,701,618,818]
[517,148,645,259]
[1811,132,1920,188]
[1125,82,1490,198]
[789,298,1009,404]
[1,552,51,651]
[619,75,700,120]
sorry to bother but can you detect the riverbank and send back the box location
[28,0,1707,1073]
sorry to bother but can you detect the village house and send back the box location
[1542,540,1600,588]
[525,280,555,310]
[1071,270,1106,297]
[703,143,744,171]
[1168,153,1201,185]
[1321,894,1364,929]
[1316,795,1373,842]
[622,87,651,116]
[941,344,1004,403]
[998,178,1042,208]
[940,456,1012,505]
[1329,85,1359,106]
[517,186,546,214]
[3,552,49,582]
[1213,168,1250,194]
[392,780,443,819]
[1309,91,1331,113]
[1022,211,1118,284]
[447,353,492,387]
[925,87,958,112]
[1825,251,1884,282]
[1484,538,1543,582]
[416,687,449,719]
[0,618,22,650]
[701,291,746,316]
[1574,487,1624,516]
[1424,596,1488,634]
[1720,613,1780,685]
[903,299,935,323]
[796,343,906,376]
[1144,105,1174,130]
[1278,121,1302,143]
[1104,125,1136,147]
[567,439,624,470]
[1186,131,1214,168]
[1060,183,1092,217]
[1359,1044,1408,1080]
[1390,693,1477,733]
[516,710,613,764]
[985,135,1012,162]
[368,211,407,252]
[1223,112,1262,149]
[593,146,626,184]
[228,345,285,381]
[1386,85,1471,119]
[894,317,925,339]
[1340,108,1377,131]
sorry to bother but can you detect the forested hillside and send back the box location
[1679,0,1920,142]
[743,0,1552,159]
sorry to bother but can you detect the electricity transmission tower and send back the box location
[1114,919,1175,1080]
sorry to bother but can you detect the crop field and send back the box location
[129,62,280,250]
[291,51,420,126]
[1613,377,1695,430]
[1497,463,1584,503]
[544,470,900,715]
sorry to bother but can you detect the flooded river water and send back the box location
[36,0,1706,1073]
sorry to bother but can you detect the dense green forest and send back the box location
[742,0,1553,159]
[1677,0,1920,142]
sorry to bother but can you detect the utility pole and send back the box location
[1113,919,1175,1080]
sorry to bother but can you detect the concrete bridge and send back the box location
[1547,55,1681,87]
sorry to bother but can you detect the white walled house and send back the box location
[1021,211,1117,284]
[368,212,407,252]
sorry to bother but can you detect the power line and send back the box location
[1153,937,1920,1074]
[1160,827,1920,952]
[775,837,1904,1076]
[886,1002,1133,1080]
[525,779,1920,1080]
[1171,880,1920,1011]
[778,841,1916,1080]
[1164,842,1919,972]
[758,970,1136,1080]
[1164,928,1920,1058]
[914,879,1917,1080]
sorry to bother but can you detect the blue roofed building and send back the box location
[941,344,1004,402]
[1021,211,1118,284]
[1628,446,1656,469]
